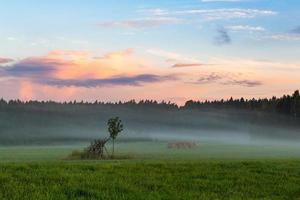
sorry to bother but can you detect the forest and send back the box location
[0,90,299,145]
[185,90,300,117]
[1,90,299,117]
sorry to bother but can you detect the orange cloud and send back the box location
[99,49,134,59]
[49,49,142,79]
[2,48,298,105]
[4,49,144,81]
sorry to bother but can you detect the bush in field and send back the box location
[67,117,124,160]
[84,138,110,159]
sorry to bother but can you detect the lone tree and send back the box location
[107,117,124,157]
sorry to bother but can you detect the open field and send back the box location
[2,141,300,161]
[1,142,300,199]
[1,160,300,199]
[0,142,300,199]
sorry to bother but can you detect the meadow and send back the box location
[2,141,300,161]
[1,141,300,199]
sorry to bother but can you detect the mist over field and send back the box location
[1,100,299,146]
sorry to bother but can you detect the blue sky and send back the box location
[0,0,299,103]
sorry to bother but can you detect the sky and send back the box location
[0,0,300,105]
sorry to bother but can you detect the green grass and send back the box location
[0,160,300,199]
[0,145,84,161]
[1,142,300,199]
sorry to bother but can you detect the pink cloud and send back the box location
[0,57,14,64]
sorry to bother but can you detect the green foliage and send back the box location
[107,117,124,140]
[1,160,300,199]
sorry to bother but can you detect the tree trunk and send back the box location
[112,139,115,158]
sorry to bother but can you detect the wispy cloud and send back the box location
[171,63,205,68]
[147,48,200,63]
[214,28,231,45]
[189,72,262,87]
[39,74,178,88]
[267,34,300,41]
[174,8,277,21]
[264,26,300,41]
[227,25,265,32]
[223,79,262,87]
[137,8,169,16]
[98,17,182,28]
[141,8,276,21]
[100,7,276,30]
[196,73,222,83]
[0,58,14,64]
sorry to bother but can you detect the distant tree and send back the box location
[292,90,300,117]
[107,117,124,157]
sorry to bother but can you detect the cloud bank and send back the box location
[0,50,178,88]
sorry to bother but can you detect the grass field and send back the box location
[1,160,300,199]
[2,141,300,161]
[1,141,300,199]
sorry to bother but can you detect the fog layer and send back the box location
[0,103,299,145]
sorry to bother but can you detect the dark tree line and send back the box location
[184,90,300,117]
[1,90,300,145]
[0,98,178,111]
[0,90,300,117]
